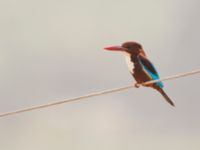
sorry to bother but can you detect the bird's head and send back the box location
[104,41,146,56]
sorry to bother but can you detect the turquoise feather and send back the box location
[138,58,164,88]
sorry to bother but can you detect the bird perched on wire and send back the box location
[104,41,175,106]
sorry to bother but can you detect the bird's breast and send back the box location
[124,54,134,74]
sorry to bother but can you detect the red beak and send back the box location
[104,46,126,52]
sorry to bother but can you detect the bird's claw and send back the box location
[134,83,140,88]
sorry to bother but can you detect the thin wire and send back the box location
[142,69,200,86]
[0,69,200,118]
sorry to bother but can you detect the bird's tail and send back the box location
[156,88,175,107]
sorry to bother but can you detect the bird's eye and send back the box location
[125,46,130,49]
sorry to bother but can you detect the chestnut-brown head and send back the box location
[104,41,146,56]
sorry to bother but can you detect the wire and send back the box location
[0,69,200,118]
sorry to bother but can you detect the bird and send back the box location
[104,41,175,107]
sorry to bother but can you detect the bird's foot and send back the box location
[134,83,140,88]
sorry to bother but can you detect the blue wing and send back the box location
[138,55,164,88]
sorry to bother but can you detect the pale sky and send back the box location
[0,0,200,150]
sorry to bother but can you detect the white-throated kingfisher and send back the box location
[104,41,175,107]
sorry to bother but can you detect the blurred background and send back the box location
[0,0,200,149]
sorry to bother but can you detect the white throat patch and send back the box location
[124,53,134,74]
